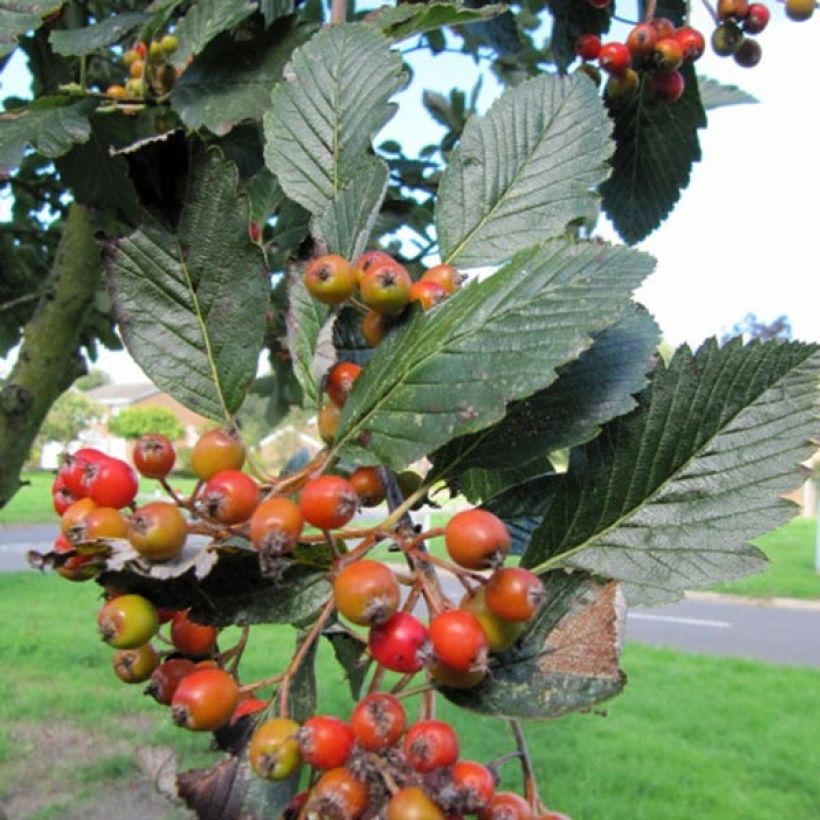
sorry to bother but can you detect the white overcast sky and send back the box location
[0,2,817,385]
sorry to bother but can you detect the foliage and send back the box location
[38,388,102,446]
[74,368,111,391]
[107,405,184,441]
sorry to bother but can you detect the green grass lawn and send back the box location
[708,517,820,600]
[1,571,819,819]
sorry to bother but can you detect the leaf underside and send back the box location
[371,1,509,42]
[49,11,149,56]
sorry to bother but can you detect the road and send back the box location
[2,523,819,667]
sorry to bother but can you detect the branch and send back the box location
[331,0,347,24]
[0,204,101,511]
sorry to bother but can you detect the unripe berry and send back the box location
[785,0,814,20]
[190,428,245,480]
[305,255,356,305]
[711,22,744,56]
[359,261,412,315]
[606,67,639,99]
[128,502,187,561]
[250,718,302,780]
[98,594,159,649]
[113,643,160,683]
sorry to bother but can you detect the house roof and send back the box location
[85,383,160,404]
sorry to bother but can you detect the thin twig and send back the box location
[330,0,347,25]
[510,719,539,810]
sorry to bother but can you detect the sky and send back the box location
[1,2,818,386]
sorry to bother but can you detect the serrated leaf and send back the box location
[433,305,660,501]
[49,11,148,56]
[106,146,268,421]
[261,0,296,27]
[440,572,625,718]
[172,16,315,136]
[312,159,389,261]
[263,24,404,215]
[516,340,819,604]
[697,75,758,110]
[0,1,63,57]
[285,271,330,408]
[269,198,311,271]
[0,96,95,174]
[601,65,706,245]
[173,0,257,67]
[334,239,654,470]
[547,0,611,73]
[369,1,508,41]
[436,74,612,267]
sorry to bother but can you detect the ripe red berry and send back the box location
[387,787,446,820]
[649,70,685,103]
[485,567,545,623]
[626,23,657,58]
[479,791,534,819]
[133,433,176,479]
[651,17,676,39]
[128,501,187,561]
[451,760,497,813]
[420,263,463,294]
[250,717,302,779]
[743,3,770,32]
[348,466,386,507]
[230,696,267,724]
[98,594,159,649]
[171,667,239,731]
[359,260,412,315]
[298,715,355,769]
[334,559,400,626]
[404,720,459,773]
[145,657,197,704]
[408,279,447,311]
[305,767,368,819]
[444,508,511,570]
[326,361,362,407]
[59,447,107,497]
[249,496,304,555]
[429,610,489,673]
[199,470,259,524]
[84,457,138,509]
[368,612,430,673]
[350,692,407,751]
[460,587,524,652]
[190,428,245,480]
[305,255,357,304]
[299,475,358,531]
[574,33,601,61]
[675,26,706,62]
[598,42,631,74]
[170,610,219,656]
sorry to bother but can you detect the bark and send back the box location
[0,204,101,510]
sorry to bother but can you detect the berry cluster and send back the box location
[43,415,567,816]
[304,250,464,346]
[106,34,179,102]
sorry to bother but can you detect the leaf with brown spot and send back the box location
[438,571,626,719]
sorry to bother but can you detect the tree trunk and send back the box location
[0,204,101,510]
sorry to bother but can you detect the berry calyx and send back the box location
[171,667,239,732]
[305,255,357,305]
[444,508,511,570]
[299,475,358,531]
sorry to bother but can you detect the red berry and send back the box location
[404,720,459,773]
[348,466,386,507]
[675,27,706,62]
[350,693,407,751]
[354,249,396,283]
[59,447,106,496]
[128,501,187,561]
[170,610,219,656]
[485,568,545,623]
[306,768,368,819]
[420,264,463,294]
[626,23,657,58]
[574,33,601,61]
[299,715,355,769]
[479,792,533,819]
[334,559,400,626]
[249,496,304,555]
[299,475,358,531]
[743,3,770,32]
[368,612,430,673]
[429,610,489,673]
[171,667,239,731]
[199,470,259,524]
[133,433,176,479]
[326,361,362,407]
[387,787,446,820]
[585,0,610,7]
[653,37,684,72]
[650,70,685,103]
[230,696,267,724]
[190,428,245,480]
[451,760,497,813]
[84,457,138,509]
[146,657,197,704]
[305,255,357,304]
[598,42,631,74]
[444,508,510,570]
[651,17,676,39]
[409,279,447,311]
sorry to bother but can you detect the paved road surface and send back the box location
[2,523,818,667]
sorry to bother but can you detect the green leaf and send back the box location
[323,622,370,701]
[100,548,332,627]
[285,271,330,408]
[697,75,758,110]
[263,24,404,215]
[436,74,613,268]
[0,96,95,174]
[517,340,820,604]
[268,199,311,271]
[334,239,654,470]
[171,16,315,136]
[0,1,63,57]
[440,571,625,718]
[49,11,148,56]
[261,0,297,27]
[433,305,660,502]
[172,0,257,67]
[369,1,509,41]
[547,0,611,73]
[601,66,707,245]
[106,146,268,421]
[312,159,389,261]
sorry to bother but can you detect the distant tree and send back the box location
[722,313,793,343]
[39,390,102,447]
[75,369,111,391]
[108,406,184,441]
